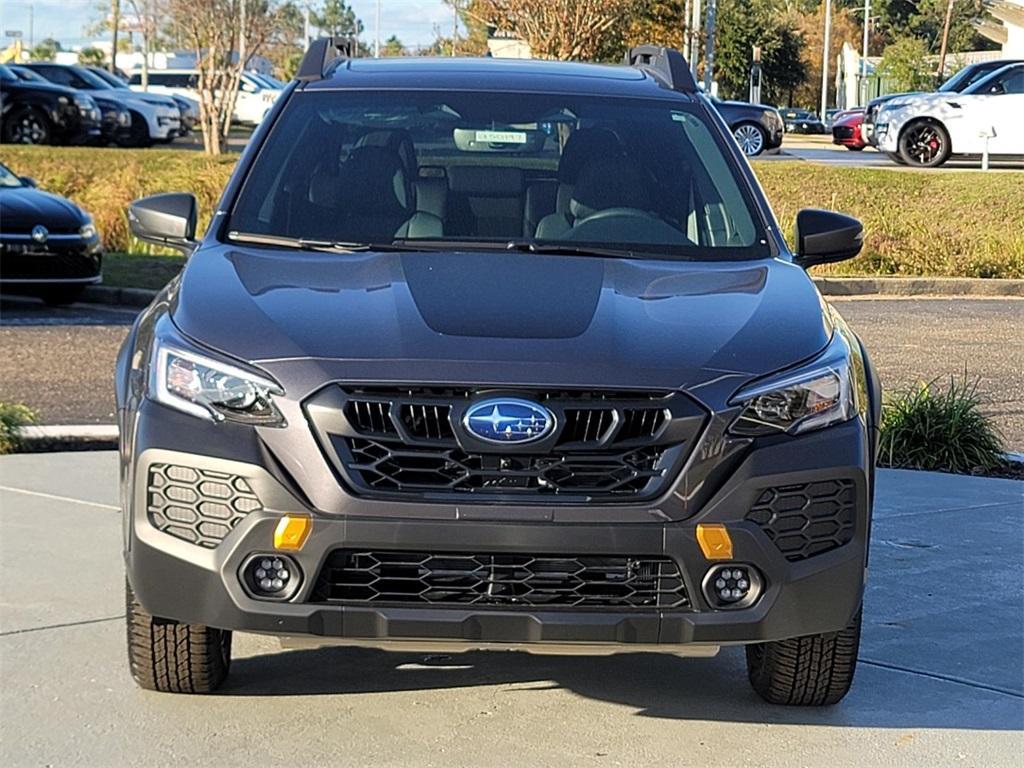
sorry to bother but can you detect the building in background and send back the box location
[977,0,1024,55]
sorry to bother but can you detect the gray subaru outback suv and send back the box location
[119,42,880,704]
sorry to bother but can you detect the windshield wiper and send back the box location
[504,241,642,259]
[227,232,432,253]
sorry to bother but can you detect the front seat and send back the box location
[535,157,655,240]
[312,146,441,242]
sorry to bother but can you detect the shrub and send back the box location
[878,374,1006,474]
[0,402,37,455]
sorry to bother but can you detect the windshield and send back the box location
[229,90,768,259]
[0,64,15,82]
[0,163,23,188]
[89,67,127,88]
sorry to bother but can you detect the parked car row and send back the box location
[863,58,1024,167]
[1,62,282,147]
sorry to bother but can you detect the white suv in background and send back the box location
[875,63,1024,167]
[128,69,282,126]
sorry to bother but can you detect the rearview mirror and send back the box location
[128,192,198,253]
[793,209,863,269]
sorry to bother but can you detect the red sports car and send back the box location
[831,110,867,150]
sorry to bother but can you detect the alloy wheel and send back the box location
[10,113,47,144]
[902,123,945,165]
[733,124,765,156]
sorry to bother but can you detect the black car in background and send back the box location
[0,161,102,304]
[0,63,101,145]
[8,64,132,146]
[778,109,826,134]
[710,97,784,156]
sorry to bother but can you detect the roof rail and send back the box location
[625,45,697,94]
[295,37,358,81]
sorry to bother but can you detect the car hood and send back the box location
[172,247,831,401]
[0,187,84,231]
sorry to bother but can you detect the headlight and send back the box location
[79,220,97,239]
[729,361,855,437]
[152,343,286,426]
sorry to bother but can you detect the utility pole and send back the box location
[374,0,381,58]
[110,0,120,73]
[689,0,701,80]
[240,0,247,68]
[703,0,717,93]
[860,0,870,105]
[683,0,692,62]
[451,0,458,56]
[303,4,310,51]
[937,0,955,80]
[29,3,34,50]
[820,0,832,119]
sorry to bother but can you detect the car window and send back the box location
[994,68,1024,94]
[0,163,23,188]
[229,90,768,259]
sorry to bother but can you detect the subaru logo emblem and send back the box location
[463,398,554,444]
[31,225,49,244]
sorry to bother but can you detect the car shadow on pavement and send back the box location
[221,645,1023,730]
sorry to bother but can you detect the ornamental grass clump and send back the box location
[878,374,1005,474]
[0,402,37,455]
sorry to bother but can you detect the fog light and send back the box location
[242,554,301,600]
[702,564,763,609]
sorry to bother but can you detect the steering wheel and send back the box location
[568,207,690,244]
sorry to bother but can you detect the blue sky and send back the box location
[1,0,454,51]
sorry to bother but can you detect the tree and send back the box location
[169,0,290,154]
[312,0,362,37]
[465,0,633,61]
[714,0,806,105]
[78,47,107,66]
[793,3,860,109]
[878,36,933,91]
[29,38,62,61]
[382,35,405,57]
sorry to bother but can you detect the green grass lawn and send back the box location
[102,252,186,291]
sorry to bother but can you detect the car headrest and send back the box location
[337,146,410,214]
[356,129,418,176]
[569,158,654,221]
[558,128,625,183]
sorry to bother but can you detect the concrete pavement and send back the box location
[1,452,1021,767]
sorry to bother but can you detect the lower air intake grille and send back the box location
[746,479,856,561]
[313,550,690,609]
[147,464,262,548]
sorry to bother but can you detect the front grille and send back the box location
[746,479,856,561]
[308,386,706,503]
[147,464,262,548]
[313,550,690,609]
[0,249,100,279]
[833,126,855,139]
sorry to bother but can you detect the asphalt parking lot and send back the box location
[2,294,1022,447]
[0,451,1021,767]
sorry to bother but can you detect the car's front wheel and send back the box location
[885,151,907,165]
[745,608,861,705]
[898,120,951,167]
[39,285,85,306]
[2,106,52,145]
[732,122,766,157]
[126,581,231,693]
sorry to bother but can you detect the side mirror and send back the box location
[19,176,37,187]
[128,192,198,253]
[793,208,863,269]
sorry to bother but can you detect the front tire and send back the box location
[126,581,231,693]
[2,106,52,145]
[39,285,85,306]
[898,120,951,168]
[885,151,907,165]
[732,122,766,157]
[122,111,153,148]
[846,145,864,151]
[746,609,861,706]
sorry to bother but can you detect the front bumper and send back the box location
[124,404,872,650]
[0,236,101,283]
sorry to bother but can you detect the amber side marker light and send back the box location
[274,515,312,551]
[696,523,733,560]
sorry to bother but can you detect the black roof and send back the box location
[301,56,695,101]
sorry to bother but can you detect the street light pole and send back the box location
[820,0,832,119]
[937,0,955,80]
[689,0,701,80]
[110,0,120,73]
[703,0,717,93]
[860,0,870,105]
[374,0,381,58]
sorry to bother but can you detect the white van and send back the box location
[128,69,282,125]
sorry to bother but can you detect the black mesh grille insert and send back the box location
[746,479,856,561]
[309,386,707,503]
[147,464,262,548]
[313,550,690,609]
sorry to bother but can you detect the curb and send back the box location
[78,280,1021,308]
[813,277,1024,297]
[15,425,118,453]
[81,285,158,308]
